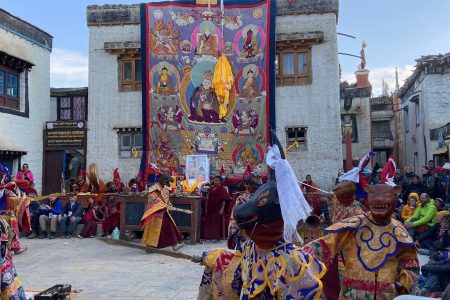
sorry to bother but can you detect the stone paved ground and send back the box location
[13,238,226,300]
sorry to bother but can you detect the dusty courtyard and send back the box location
[13,238,225,299]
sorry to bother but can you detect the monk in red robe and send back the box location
[141,174,184,250]
[101,196,120,236]
[201,176,231,241]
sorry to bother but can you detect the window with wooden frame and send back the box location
[118,51,142,92]
[285,126,307,150]
[372,121,392,139]
[57,96,87,121]
[118,130,143,158]
[0,66,20,110]
[276,42,312,86]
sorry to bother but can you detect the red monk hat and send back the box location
[219,165,225,176]
[113,168,120,180]
[78,169,85,179]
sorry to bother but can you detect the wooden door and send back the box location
[43,151,64,195]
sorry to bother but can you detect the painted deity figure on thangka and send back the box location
[195,22,220,57]
[142,0,274,185]
[196,130,326,300]
[156,66,176,95]
[188,70,222,123]
[152,134,179,173]
[157,105,183,131]
[150,19,180,57]
[304,184,420,300]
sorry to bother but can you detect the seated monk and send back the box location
[101,196,120,237]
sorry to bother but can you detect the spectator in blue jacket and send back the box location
[60,194,84,239]
[38,194,63,239]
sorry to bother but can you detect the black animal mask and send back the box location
[234,129,284,229]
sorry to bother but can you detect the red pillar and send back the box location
[345,128,353,172]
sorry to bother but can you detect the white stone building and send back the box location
[0,8,52,193]
[397,53,450,172]
[339,71,372,170]
[370,95,395,166]
[275,0,342,189]
[86,0,342,190]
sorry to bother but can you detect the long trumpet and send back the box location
[304,215,321,230]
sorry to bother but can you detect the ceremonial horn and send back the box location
[305,215,321,230]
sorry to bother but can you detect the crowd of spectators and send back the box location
[391,161,450,297]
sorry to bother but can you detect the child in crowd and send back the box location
[78,198,103,238]
[401,192,419,221]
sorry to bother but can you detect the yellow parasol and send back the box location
[212,53,234,119]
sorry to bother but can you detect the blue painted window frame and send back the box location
[7,73,18,98]
[0,71,4,94]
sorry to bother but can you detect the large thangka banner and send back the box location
[140,0,275,180]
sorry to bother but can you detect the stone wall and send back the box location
[400,72,450,172]
[340,95,372,162]
[0,27,51,194]
[275,13,342,190]
[87,24,142,183]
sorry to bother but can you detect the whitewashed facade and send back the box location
[86,1,342,190]
[397,53,450,171]
[0,8,52,193]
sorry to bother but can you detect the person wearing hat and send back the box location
[405,193,438,238]
[112,168,124,193]
[35,194,63,239]
[141,173,184,251]
[401,192,419,221]
[330,180,365,224]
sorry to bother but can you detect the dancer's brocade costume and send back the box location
[198,239,325,300]
[330,181,365,224]
[0,218,26,299]
[304,184,419,300]
[197,130,325,300]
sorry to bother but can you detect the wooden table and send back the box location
[118,194,201,245]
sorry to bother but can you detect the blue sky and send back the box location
[2,0,450,95]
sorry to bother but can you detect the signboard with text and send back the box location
[44,121,87,150]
